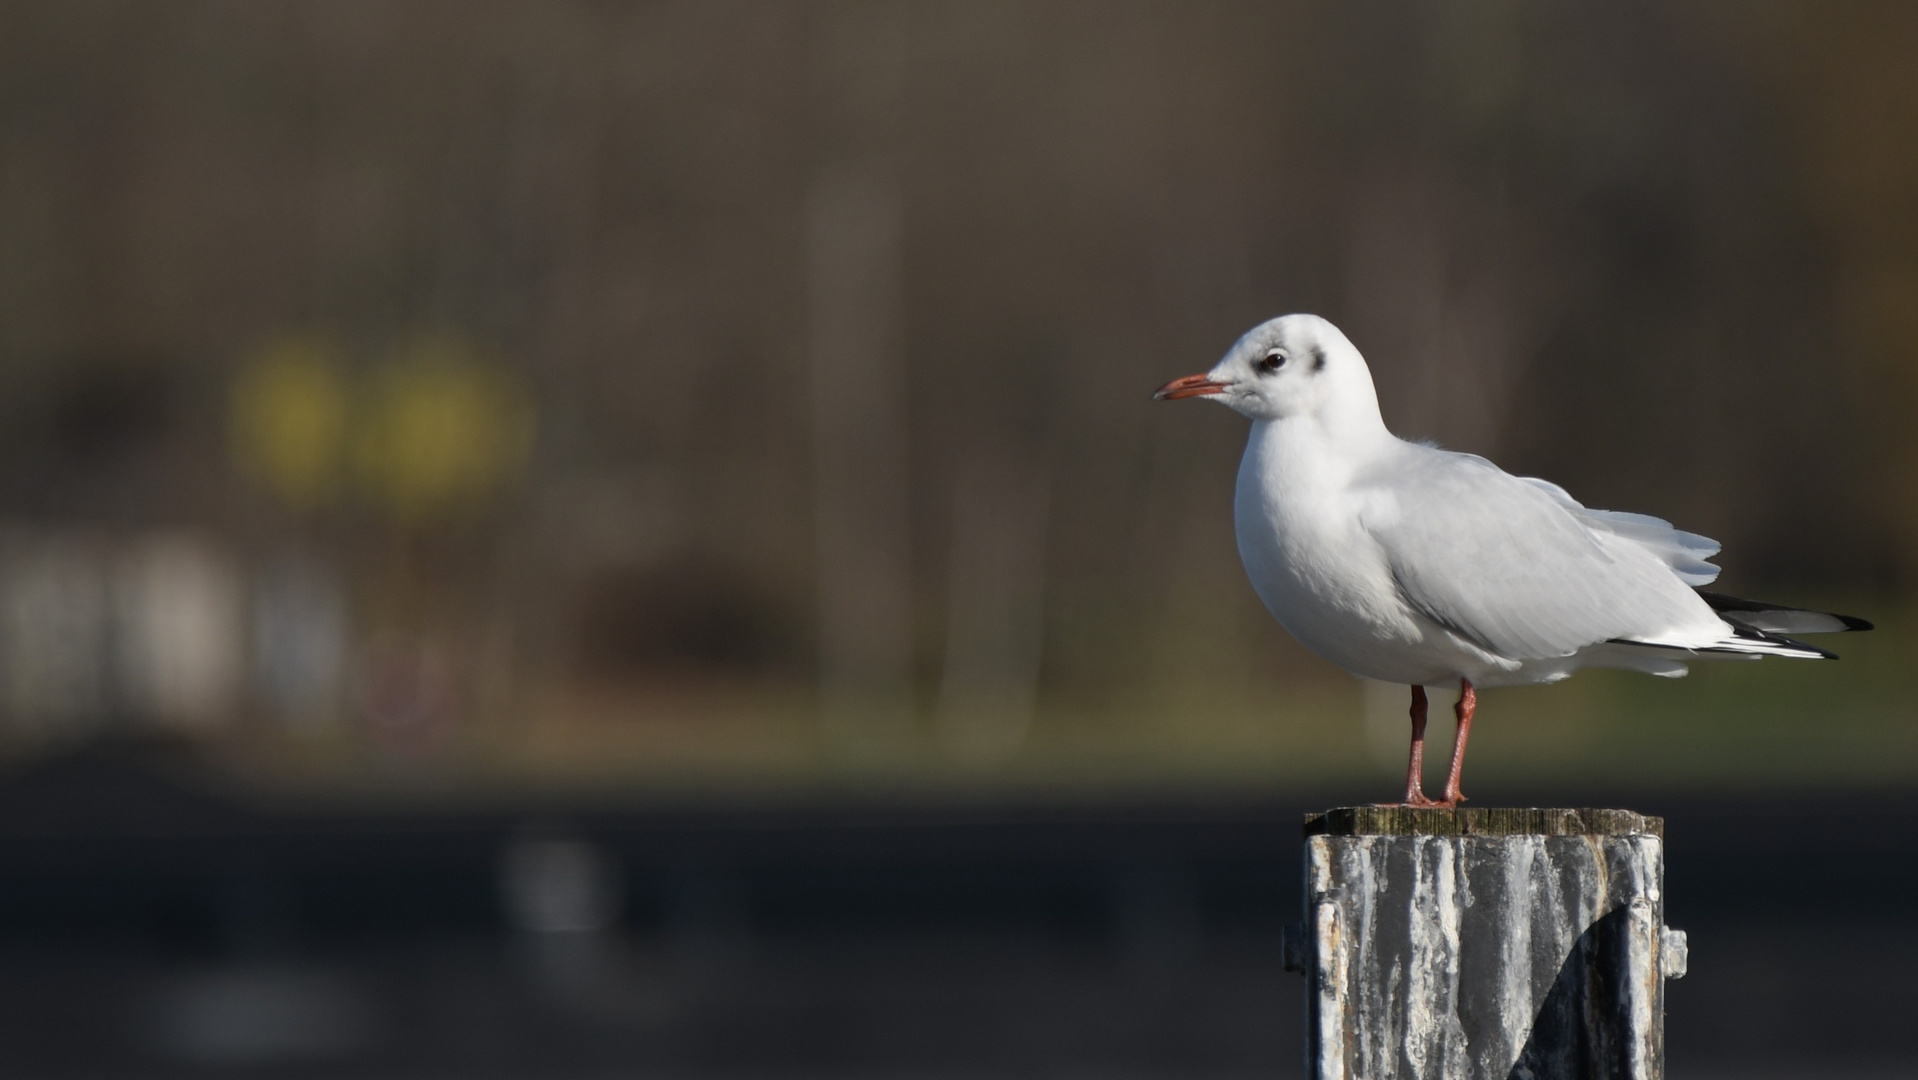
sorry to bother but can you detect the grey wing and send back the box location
[1516,475,1722,586]
[1360,450,1723,662]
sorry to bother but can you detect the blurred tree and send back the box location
[1781,0,1918,586]
[230,339,349,511]
[352,336,535,525]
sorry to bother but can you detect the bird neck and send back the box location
[1319,370,1393,447]
[1247,406,1396,489]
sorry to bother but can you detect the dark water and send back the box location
[0,748,1908,1078]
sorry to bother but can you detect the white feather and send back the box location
[1205,313,1837,691]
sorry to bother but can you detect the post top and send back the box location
[1304,806,1662,839]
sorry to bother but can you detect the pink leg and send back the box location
[1383,685,1443,807]
[1438,678,1475,807]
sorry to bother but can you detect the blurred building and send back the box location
[0,7,1913,1080]
[0,1,1908,794]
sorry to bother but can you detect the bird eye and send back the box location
[1258,349,1288,374]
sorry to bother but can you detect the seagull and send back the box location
[1154,314,1871,808]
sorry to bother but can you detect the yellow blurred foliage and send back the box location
[230,339,350,510]
[351,336,536,523]
[231,335,536,522]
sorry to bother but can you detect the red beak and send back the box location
[1152,373,1230,401]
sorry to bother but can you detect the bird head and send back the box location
[1154,314,1380,428]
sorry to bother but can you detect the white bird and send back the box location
[1154,314,1870,807]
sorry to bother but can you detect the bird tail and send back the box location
[1692,591,1873,660]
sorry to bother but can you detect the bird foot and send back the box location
[1376,794,1454,809]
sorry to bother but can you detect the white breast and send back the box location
[1231,422,1493,685]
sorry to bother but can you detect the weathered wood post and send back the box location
[1283,807,1688,1080]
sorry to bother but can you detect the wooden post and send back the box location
[1283,807,1688,1080]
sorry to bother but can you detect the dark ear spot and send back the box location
[1311,346,1327,372]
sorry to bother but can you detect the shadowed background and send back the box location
[0,2,1912,1077]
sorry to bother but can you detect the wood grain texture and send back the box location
[1305,806,1662,839]
[1296,808,1681,1080]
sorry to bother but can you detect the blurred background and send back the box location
[0,1,1913,1076]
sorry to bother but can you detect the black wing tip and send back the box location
[1769,636,1840,660]
[1697,643,1840,660]
[1695,590,1873,633]
[1730,624,1840,659]
[1610,635,1842,660]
